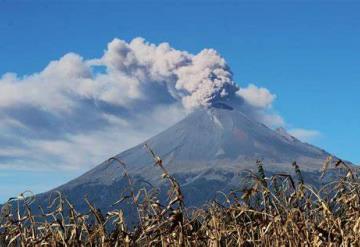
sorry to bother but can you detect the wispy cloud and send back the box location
[288,128,321,142]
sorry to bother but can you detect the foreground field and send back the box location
[0,148,359,246]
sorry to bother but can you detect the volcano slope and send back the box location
[29,101,334,215]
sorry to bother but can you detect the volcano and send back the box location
[35,101,330,211]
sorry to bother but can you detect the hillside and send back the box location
[34,100,331,211]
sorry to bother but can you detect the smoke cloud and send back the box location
[0,37,310,171]
[95,37,239,109]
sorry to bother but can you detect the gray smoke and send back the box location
[94,37,239,109]
[0,37,291,171]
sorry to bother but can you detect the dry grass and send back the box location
[1,146,359,246]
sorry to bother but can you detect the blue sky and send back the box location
[0,1,359,201]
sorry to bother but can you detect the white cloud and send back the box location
[234,84,284,128]
[288,128,321,142]
[0,103,186,171]
[258,112,285,128]
[0,37,238,170]
[0,38,238,114]
[237,84,276,108]
[0,37,313,171]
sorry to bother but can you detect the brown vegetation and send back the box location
[0,145,359,246]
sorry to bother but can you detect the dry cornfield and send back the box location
[0,145,359,246]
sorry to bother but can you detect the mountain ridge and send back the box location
[53,102,329,199]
